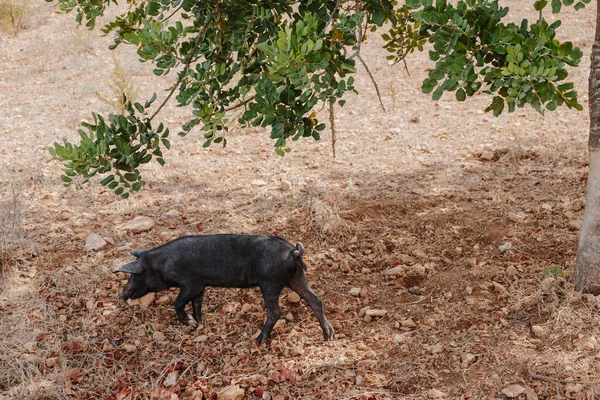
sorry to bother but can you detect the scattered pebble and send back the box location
[287,292,300,303]
[153,331,166,342]
[280,180,291,191]
[480,150,495,161]
[85,233,107,251]
[216,384,245,400]
[164,371,179,387]
[427,388,446,398]
[349,288,362,297]
[531,325,546,338]
[165,209,180,217]
[384,266,406,276]
[365,309,387,317]
[501,384,525,398]
[251,179,267,186]
[120,216,155,233]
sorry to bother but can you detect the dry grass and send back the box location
[0,0,31,36]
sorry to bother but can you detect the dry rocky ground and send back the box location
[2,1,600,399]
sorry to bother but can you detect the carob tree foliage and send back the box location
[47,0,588,198]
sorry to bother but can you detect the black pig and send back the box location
[115,234,334,344]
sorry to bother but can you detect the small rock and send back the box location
[120,216,154,233]
[58,314,67,322]
[358,307,369,317]
[541,203,553,211]
[85,233,107,251]
[349,288,362,297]
[498,241,513,252]
[290,345,302,356]
[401,318,417,328]
[427,388,446,399]
[384,266,406,276]
[531,325,546,338]
[165,209,180,217]
[423,318,437,328]
[461,353,476,368]
[164,371,179,387]
[569,219,583,231]
[280,180,291,191]
[273,319,286,332]
[153,331,166,342]
[217,384,245,400]
[506,265,518,277]
[492,281,508,294]
[565,383,584,394]
[507,212,525,222]
[102,342,113,352]
[409,264,426,276]
[480,150,495,161]
[393,334,405,344]
[412,249,427,259]
[570,199,585,212]
[524,387,538,400]
[194,335,208,342]
[502,384,525,398]
[45,357,60,368]
[122,344,137,353]
[365,309,387,317]
[287,292,301,303]
[24,342,37,353]
[128,292,155,308]
[251,180,267,187]
[241,304,254,313]
[428,343,444,354]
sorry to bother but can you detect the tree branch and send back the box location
[162,5,183,22]
[224,95,256,112]
[330,103,336,159]
[357,54,386,113]
[149,12,213,121]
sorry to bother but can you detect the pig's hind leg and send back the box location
[255,284,284,344]
[174,287,202,327]
[288,271,334,341]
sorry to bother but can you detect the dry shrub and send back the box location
[293,183,352,243]
[0,186,22,291]
[0,0,31,36]
[94,55,139,114]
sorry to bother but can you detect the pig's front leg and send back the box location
[174,288,199,327]
[191,288,205,324]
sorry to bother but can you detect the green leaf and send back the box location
[100,175,115,186]
[456,88,466,101]
[533,0,548,11]
[551,0,561,13]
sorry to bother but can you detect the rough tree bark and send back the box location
[574,0,600,293]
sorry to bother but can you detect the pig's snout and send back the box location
[119,291,129,300]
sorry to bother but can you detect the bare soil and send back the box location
[1,1,600,399]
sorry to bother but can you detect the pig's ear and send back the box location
[114,261,143,274]
[130,250,144,258]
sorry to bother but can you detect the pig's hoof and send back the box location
[323,321,335,341]
[180,315,198,327]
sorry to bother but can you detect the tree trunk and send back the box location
[574,0,600,293]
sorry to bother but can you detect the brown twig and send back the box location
[527,368,594,385]
[356,54,386,113]
[302,364,369,377]
[224,95,257,112]
[149,12,213,121]
[329,104,336,159]
[162,4,183,22]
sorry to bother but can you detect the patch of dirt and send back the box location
[1,1,600,399]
